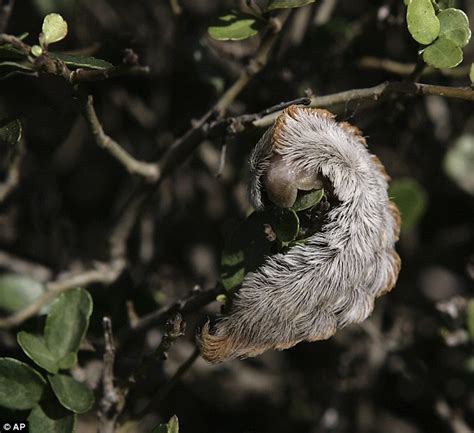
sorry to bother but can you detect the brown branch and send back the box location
[81,95,160,183]
[357,56,471,78]
[98,317,125,433]
[252,81,474,128]
[117,285,223,346]
[70,65,150,84]
[0,32,29,54]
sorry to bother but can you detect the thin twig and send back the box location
[0,138,24,203]
[131,314,185,383]
[358,56,470,78]
[98,317,125,433]
[117,286,222,345]
[252,81,474,128]
[71,65,150,84]
[82,95,160,182]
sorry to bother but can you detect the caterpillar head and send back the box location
[249,107,328,210]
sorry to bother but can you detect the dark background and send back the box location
[0,0,473,432]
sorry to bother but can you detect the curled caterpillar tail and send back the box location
[199,105,401,364]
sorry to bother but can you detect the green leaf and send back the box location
[437,8,471,48]
[50,52,113,70]
[0,118,22,146]
[0,273,46,313]
[151,415,179,433]
[270,208,300,242]
[220,211,275,290]
[470,63,474,84]
[422,37,463,68]
[292,189,324,212]
[389,178,428,231]
[28,400,76,433]
[443,134,474,195]
[406,0,440,45]
[0,358,46,410]
[267,0,315,10]
[41,13,68,46]
[48,374,94,414]
[17,332,59,374]
[208,14,263,41]
[467,300,474,342]
[58,353,77,370]
[44,288,93,361]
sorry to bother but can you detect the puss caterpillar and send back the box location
[199,105,401,363]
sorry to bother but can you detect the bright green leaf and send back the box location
[220,211,275,290]
[438,8,471,48]
[270,208,300,242]
[292,189,324,212]
[17,332,59,374]
[50,52,113,70]
[467,300,474,342]
[422,37,463,68]
[0,273,45,313]
[267,0,315,10]
[407,0,440,45]
[48,374,94,414]
[28,400,76,433]
[0,358,46,410]
[44,288,93,361]
[389,178,428,231]
[470,63,474,84]
[444,134,474,195]
[41,13,68,46]
[208,14,263,41]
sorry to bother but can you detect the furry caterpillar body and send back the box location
[199,105,401,363]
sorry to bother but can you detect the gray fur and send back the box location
[199,106,400,363]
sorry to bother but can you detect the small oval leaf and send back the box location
[407,0,440,45]
[220,211,275,290]
[389,178,428,231]
[0,119,22,146]
[443,134,474,195]
[44,288,93,361]
[0,273,46,313]
[292,189,324,212]
[17,332,59,374]
[470,63,474,84]
[41,13,68,46]
[422,37,463,69]
[28,400,76,433]
[270,208,300,242]
[48,374,94,414]
[438,8,471,48]
[0,358,46,410]
[50,53,113,70]
[208,14,263,41]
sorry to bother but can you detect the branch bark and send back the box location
[252,81,474,128]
